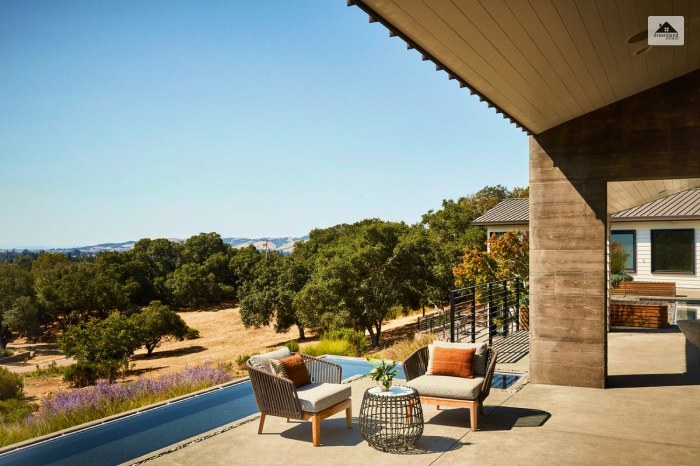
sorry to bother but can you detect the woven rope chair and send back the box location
[247,354,352,447]
[402,345,498,431]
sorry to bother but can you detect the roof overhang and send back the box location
[349,0,700,135]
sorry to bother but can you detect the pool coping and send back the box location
[0,376,252,457]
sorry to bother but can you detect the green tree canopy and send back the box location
[0,263,36,348]
[130,301,189,356]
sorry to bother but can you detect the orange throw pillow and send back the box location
[431,347,476,379]
[279,353,311,387]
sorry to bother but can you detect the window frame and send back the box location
[650,228,696,275]
[610,229,637,273]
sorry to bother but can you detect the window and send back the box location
[611,230,636,272]
[651,229,695,274]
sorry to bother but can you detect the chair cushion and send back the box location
[296,383,351,413]
[273,353,311,387]
[431,346,476,378]
[249,347,292,373]
[406,375,484,401]
[427,341,488,376]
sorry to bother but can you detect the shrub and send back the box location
[24,361,68,378]
[0,367,23,401]
[184,327,200,340]
[64,361,122,388]
[0,399,37,424]
[323,328,368,356]
[610,241,629,276]
[59,312,140,383]
[284,340,300,352]
[302,339,352,357]
[0,349,14,358]
[235,354,251,370]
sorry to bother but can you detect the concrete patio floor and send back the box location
[138,330,700,466]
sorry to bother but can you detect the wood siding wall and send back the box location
[614,220,700,290]
[529,70,700,388]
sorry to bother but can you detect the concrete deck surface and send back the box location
[140,330,700,466]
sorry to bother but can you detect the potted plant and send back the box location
[367,359,398,391]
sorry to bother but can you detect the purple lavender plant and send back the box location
[39,363,232,419]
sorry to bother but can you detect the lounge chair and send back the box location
[402,341,497,431]
[246,348,352,447]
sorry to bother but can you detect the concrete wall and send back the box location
[529,70,700,388]
[614,220,700,291]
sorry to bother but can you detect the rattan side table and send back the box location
[359,386,424,452]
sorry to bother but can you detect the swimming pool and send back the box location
[0,356,522,465]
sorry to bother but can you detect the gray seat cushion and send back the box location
[406,375,484,401]
[249,347,292,373]
[296,383,351,413]
[427,341,488,376]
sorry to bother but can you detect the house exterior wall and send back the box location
[613,220,700,291]
[485,225,528,238]
[530,70,700,388]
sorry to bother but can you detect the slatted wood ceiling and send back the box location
[356,0,700,134]
[608,178,700,214]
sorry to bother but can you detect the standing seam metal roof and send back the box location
[472,198,529,225]
[611,188,700,221]
[471,189,700,226]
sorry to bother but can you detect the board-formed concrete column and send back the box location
[529,139,607,388]
[527,69,700,388]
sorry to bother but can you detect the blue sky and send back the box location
[0,1,527,248]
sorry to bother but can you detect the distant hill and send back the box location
[1,236,309,255]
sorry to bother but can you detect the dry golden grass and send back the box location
[370,333,437,361]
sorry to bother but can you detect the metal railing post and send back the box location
[487,282,493,345]
[449,291,455,343]
[503,280,509,337]
[471,291,476,343]
[515,277,521,332]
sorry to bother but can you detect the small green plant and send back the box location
[235,354,251,370]
[302,340,352,357]
[184,327,200,340]
[0,349,14,358]
[0,399,37,424]
[0,367,24,401]
[64,361,123,388]
[366,359,399,391]
[323,328,368,356]
[24,362,67,378]
[284,340,300,352]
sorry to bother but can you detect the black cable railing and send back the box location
[443,277,522,344]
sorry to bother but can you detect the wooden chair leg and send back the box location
[258,413,266,434]
[311,415,321,447]
[470,403,478,431]
[345,406,352,429]
[436,405,440,410]
[479,402,484,415]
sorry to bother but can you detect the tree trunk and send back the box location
[371,322,382,347]
[0,325,11,349]
[296,323,306,341]
[367,326,376,347]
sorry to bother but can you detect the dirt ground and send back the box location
[6,306,422,403]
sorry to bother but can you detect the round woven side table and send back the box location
[359,386,424,453]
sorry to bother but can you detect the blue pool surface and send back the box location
[0,356,521,465]
[0,382,257,466]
